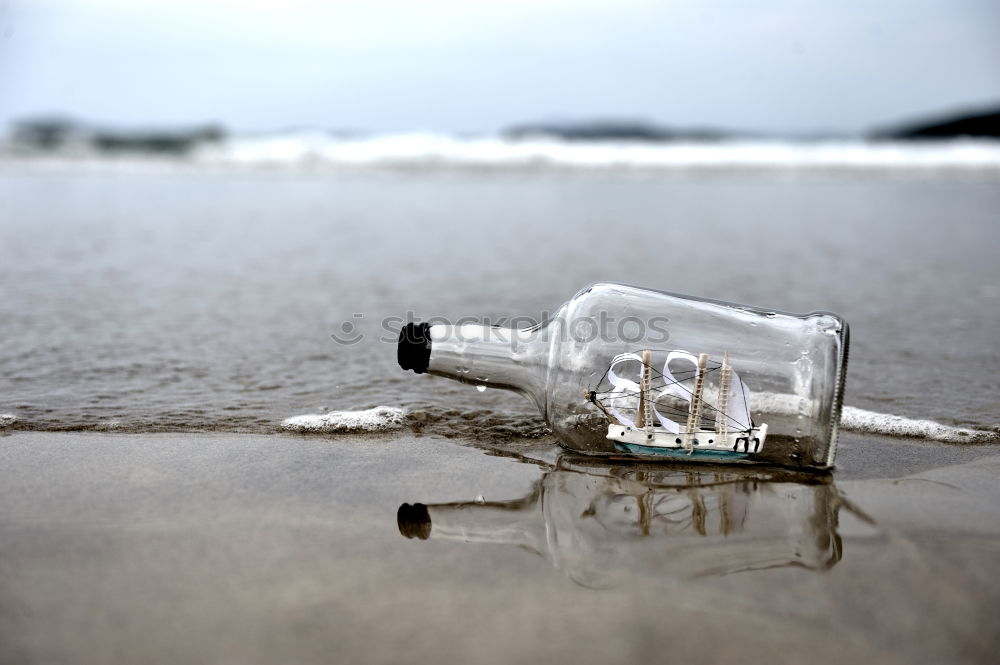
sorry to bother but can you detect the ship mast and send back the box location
[636,349,653,435]
[685,352,709,433]
[715,351,731,437]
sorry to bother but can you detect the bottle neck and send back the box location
[426,324,549,406]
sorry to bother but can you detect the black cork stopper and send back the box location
[397,322,432,374]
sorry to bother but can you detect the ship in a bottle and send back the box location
[588,349,767,459]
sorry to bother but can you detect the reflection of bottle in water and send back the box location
[398,283,848,468]
[398,458,842,588]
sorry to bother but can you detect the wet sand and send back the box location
[1,431,998,665]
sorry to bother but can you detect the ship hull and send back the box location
[612,443,750,459]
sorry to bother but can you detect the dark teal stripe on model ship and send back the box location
[614,442,750,459]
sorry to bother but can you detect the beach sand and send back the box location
[2,430,998,665]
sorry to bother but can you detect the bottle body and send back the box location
[403,283,849,469]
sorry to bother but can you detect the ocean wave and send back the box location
[193,133,1000,171]
[281,406,407,433]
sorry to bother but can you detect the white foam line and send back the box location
[0,414,16,427]
[281,406,406,433]
[193,135,1000,171]
[839,406,999,444]
[751,392,998,443]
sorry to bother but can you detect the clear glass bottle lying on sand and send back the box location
[398,283,849,469]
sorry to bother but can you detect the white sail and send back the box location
[725,371,752,431]
[605,352,643,428]
[653,350,699,434]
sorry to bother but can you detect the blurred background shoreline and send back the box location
[3,104,999,173]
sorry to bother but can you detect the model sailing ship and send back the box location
[587,349,767,459]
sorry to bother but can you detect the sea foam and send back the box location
[197,134,1000,172]
[281,406,406,433]
[278,400,997,444]
[751,392,999,443]
[839,406,999,444]
[0,414,16,427]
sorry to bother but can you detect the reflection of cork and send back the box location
[397,502,431,540]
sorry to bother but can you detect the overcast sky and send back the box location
[1,0,998,134]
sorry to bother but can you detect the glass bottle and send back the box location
[398,282,849,469]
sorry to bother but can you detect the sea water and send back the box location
[1,137,998,444]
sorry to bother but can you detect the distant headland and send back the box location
[505,104,1000,142]
[870,106,1000,139]
[503,120,734,142]
[6,116,225,154]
